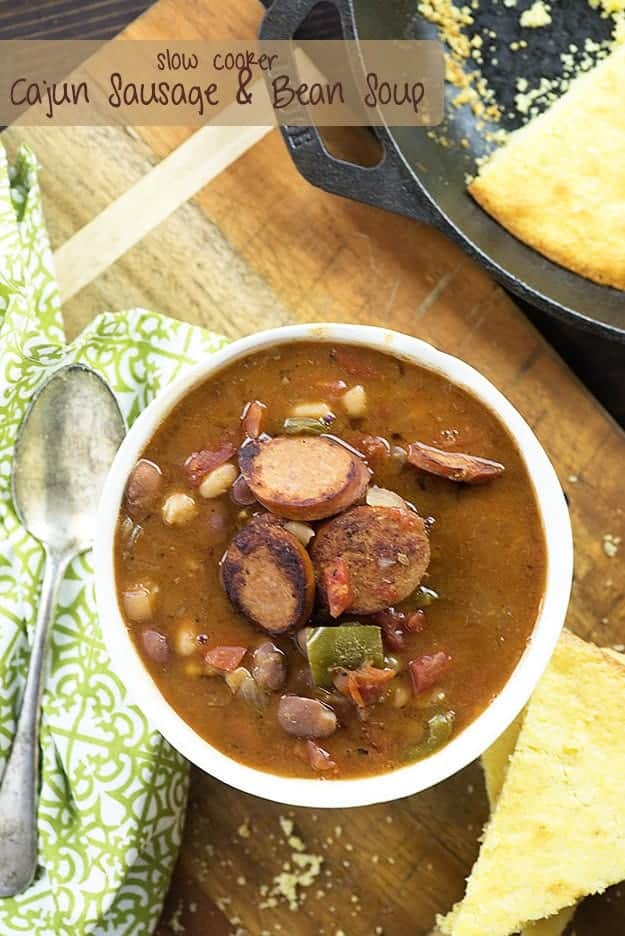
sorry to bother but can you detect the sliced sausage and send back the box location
[238,435,370,522]
[221,514,314,635]
[311,505,431,615]
[407,441,504,484]
[124,459,163,520]
[277,696,337,738]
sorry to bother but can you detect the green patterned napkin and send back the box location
[0,143,227,935]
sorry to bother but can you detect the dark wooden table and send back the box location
[1,0,622,425]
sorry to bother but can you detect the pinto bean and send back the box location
[231,474,256,506]
[124,459,163,520]
[141,628,170,664]
[252,641,287,691]
[277,696,337,738]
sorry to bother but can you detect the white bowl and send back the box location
[94,323,573,809]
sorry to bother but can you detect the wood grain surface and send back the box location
[2,0,624,933]
[0,0,153,39]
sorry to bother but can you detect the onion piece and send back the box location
[366,486,406,510]
[284,520,315,546]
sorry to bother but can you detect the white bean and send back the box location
[162,492,197,525]
[290,401,334,419]
[199,462,238,499]
[122,583,158,622]
[173,619,198,656]
[392,685,412,709]
[342,384,367,418]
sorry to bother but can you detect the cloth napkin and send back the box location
[0,142,227,935]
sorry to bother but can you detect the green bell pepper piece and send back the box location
[283,416,329,435]
[403,710,455,763]
[307,625,384,688]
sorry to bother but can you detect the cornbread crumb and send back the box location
[258,817,324,912]
[603,533,621,557]
[519,1,552,28]
[237,821,251,838]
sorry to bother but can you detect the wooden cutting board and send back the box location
[3,1,624,933]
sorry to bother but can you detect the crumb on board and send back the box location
[168,900,185,935]
[519,1,552,28]
[257,817,325,912]
[603,533,621,558]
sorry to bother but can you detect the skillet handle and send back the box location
[259,0,437,225]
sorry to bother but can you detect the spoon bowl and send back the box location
[12,363,125,553]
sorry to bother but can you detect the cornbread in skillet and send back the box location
[440,630,625,936]
[469,45,625,291]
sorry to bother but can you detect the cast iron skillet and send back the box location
[260,0,625,339]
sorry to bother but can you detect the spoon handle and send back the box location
[0,549,70,897]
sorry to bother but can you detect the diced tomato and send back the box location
[404,609,426,633]
[318,379,348,397]
[351,433,390,460]
[241,400,266,439]
[324,559,353,619]
[184,442,236,487]
[330,347,378,378]
[408,652,450,695]
[205,645,247,673]
[306,740,337,772]
[334,663,396,708]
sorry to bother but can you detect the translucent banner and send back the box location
[0,40,444,127]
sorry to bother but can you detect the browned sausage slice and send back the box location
[311,505,430,615]
[407,441,505,484]
[221,514,314,634]
[238,436,370,522]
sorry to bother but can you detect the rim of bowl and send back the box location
[94,323,573,809]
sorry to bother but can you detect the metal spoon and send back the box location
[0,363,125,896]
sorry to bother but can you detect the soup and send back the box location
[114,343,546,779]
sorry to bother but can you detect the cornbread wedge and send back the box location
[482,714,576,936]
[469,44,625,291]
[440,630,625,936]
[481,711,524,807]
